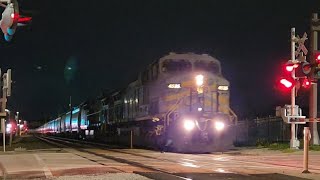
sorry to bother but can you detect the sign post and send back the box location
[0,69,12,152]
[302,127,311,173]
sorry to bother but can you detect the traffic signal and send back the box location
[0,0,19,42]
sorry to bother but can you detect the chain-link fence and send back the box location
[233,116,296,146]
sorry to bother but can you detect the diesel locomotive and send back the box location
[37,52,237,152]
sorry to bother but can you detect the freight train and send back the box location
[37,52,237,152]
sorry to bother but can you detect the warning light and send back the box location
[302,78,311,88]
[285,63,299,72]
[316,54,320,63]
[280,78,293,88]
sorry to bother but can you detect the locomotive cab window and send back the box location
[194,60,220,74]
[162,59,192,72]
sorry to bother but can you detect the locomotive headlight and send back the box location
[214,121,225,131]
[184,119,195,131]
[195,74,204,86]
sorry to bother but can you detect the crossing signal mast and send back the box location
[279,13,320,149]
[278,29,311,149]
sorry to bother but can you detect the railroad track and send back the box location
[35,135,316,180]
[35,135,194,180]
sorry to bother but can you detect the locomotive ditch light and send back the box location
[195,74,204,86]
[214,121,225,131]
[183,119,195,131]
[218,85,228,91]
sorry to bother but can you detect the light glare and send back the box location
[286,66,294,72]
[215,121,225,131]
[280,79,292,88]
[195,74,204,86]
[184,120,195,131]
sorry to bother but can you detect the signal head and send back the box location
[280,78,293,88]
[284,61,299,72]
[315,51,320,63]
[302,78,311,88]
[302,62,312,75]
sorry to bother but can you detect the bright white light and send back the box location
[218,85,229,91]
[5,109,10,113]
[198,107,203,111]
[7,124,12,128]
[168,83,181,89]
[215,121,225,131]
[184,120,195,131]
[6,127,11,133]
[195,74,204,86]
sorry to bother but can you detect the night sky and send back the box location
[1,0,319,121]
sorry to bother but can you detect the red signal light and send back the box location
[314,51,320,63]
[316,54,320,62]
[280,78,293,88]
[285,63,298,72]
[286,65,294,72]
[10,13,19,20]
[302,78,311,88]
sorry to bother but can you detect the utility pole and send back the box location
[69,96,72,134]
[15,111,19,136]
[310,13,320,145]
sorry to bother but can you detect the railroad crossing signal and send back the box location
[294,33,308,56]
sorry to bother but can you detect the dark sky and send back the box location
[1,0,319,121]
